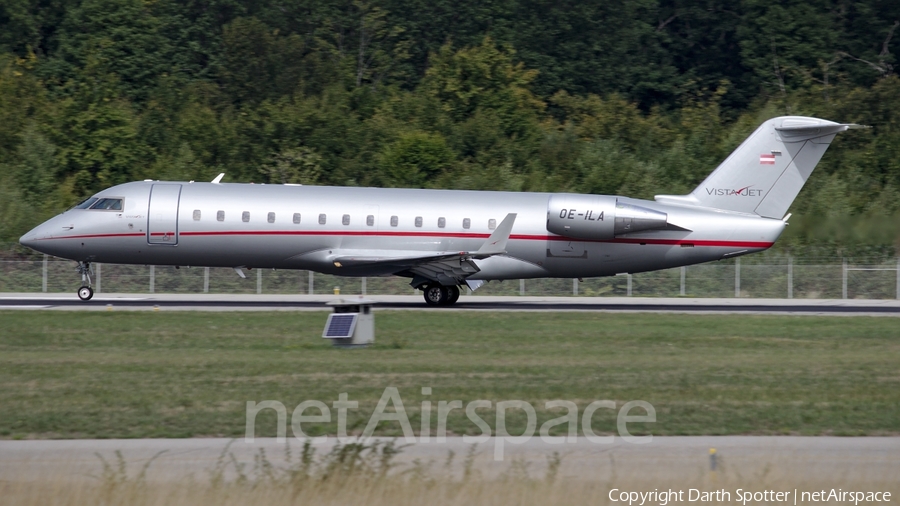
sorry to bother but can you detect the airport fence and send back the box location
[1,254,899,299]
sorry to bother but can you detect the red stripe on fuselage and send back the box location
[181,230,493,239]
[182,231,772,248]
[36,230,774,248]
[34,233,145,241]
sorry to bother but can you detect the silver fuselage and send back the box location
[20,181,784,280]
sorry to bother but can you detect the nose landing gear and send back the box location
[78,286,94,301]
[76,262,94,301]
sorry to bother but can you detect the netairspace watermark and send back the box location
[244,387,656,460]
[610,489,892,506]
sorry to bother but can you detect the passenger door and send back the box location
[147,184,182,245]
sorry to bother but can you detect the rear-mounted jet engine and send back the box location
[546,194,668,240]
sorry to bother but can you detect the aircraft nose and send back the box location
[19,221,54,252]
[19,232,36,249]
[19,228,41,249]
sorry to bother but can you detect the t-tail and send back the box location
[655,116,864,218]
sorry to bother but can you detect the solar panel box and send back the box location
[322,298,377,347]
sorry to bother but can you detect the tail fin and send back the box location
[655,116,863,218]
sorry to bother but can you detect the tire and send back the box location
[423,284,449,306]
[77,286,94,301]
[446,285,460,304]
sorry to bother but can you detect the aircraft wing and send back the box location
[332,250,482,285]
[329,213,517,285]
[331,250,479,269]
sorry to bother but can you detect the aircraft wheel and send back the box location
[447,286,460,304]
[77,286,94,301]
[423,284,449,306]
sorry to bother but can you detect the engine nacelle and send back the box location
[547,194,668,240]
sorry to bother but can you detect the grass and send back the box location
[0,310,898,438]
[2,439,898,506]
[5,477,898,506]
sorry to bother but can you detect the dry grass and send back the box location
[1,478,605,506]
[2,439,898,506]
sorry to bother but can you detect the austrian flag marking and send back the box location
[759,153,776,165]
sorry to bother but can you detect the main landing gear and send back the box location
[423,284,460,306]
[76,262,94,301]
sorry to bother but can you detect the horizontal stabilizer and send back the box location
[775,119,867,141]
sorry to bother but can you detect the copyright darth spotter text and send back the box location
[609,489,892,506]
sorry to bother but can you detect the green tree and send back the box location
[0,53,46,162]
[219,17,315,104]
[377,131,455,187]
[49,58,148,198]
[419,37,546,181]
[43,0,175,102]
[509,0,678,104]
[12,122,57,207]
[262,147,324,185]
[422,37,543,123]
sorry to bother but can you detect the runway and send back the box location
[1,293,900,315]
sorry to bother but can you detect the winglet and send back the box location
[211,173,225,184]
[474,213,517,258]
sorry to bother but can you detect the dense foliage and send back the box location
[1,0,899,255]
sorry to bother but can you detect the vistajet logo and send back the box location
[705,185,763,197]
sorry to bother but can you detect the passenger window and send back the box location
[342,214,350,226]
[193,210,201,221]
[217,210,225,222]
[90,198,123,211]
[318,214,327,225]
[390,216,398,227]
[415,216,423,228]
[488,219,497,230]
[366,215,374,226]
[438,217,446,228]
[242,211,250,222]
[293,213,301,224]
[463,218,471,229]
[268,212,276,223]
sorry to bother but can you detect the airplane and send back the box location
[19,116,862,305]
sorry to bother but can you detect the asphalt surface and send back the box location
[1,437,897,484]
[2,293,900,314]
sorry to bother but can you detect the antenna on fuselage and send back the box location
[211,173,225,184]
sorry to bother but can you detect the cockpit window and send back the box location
[90,198,124,211]
[73,197,99,209]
